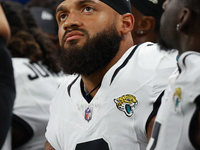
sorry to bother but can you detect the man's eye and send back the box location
[60,14,67,21]
[83,7,93,12]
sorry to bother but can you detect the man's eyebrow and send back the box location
[56,0,97,14]
[56,5,64,15]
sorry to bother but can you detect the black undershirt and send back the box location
[80,80,93,103]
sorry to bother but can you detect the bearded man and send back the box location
[44,0,177,149]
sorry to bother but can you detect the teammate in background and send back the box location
[147,0,200,149]
[26,0,59,14]
[44,0,177,149]
[0,4,16,149]
[130,0,165,45]
[1,1,66,150]
[27,0,60,48]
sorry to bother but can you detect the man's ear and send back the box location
[120,13,135,34]
[178,8,192,32]
[136,16,155,35]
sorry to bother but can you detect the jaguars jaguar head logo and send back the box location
[173,88,182,99]
[173,87,182,112]
[114,94,138,117]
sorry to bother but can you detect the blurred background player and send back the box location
[0,3,16,149]
[147,0,200,149]
[1,1,66,150]
[27,0,58,14]
[26,0,60,49]
[130,0,165,45]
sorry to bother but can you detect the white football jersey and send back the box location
[12,58,67,150]
[147,51,200,150]
[45,42,178,150]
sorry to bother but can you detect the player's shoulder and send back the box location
[134,42,178,70]
[178,51,200,92]
[178,51,200,81]
[179,51,200,71]
[136,42,177,58]
[12,57,29,66]
[12,58,30,73]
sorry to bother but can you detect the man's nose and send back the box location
[63,11,82,30]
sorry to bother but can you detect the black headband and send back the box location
[57,0,131,15]
[100,0,131,15]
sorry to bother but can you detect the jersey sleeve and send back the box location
[145,90,164,132]
[138,43,178,135]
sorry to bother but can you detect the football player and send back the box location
[44,0,178,149]
[147,0,200,149]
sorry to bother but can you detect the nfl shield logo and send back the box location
[85,107,92,122]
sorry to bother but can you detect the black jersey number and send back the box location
[148,122,161,150]
[75,138,109,150]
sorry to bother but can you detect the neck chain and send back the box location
[84,81,101,96]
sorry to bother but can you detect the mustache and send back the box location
[62,28,89,43]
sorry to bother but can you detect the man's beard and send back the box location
[57,23,122,76]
